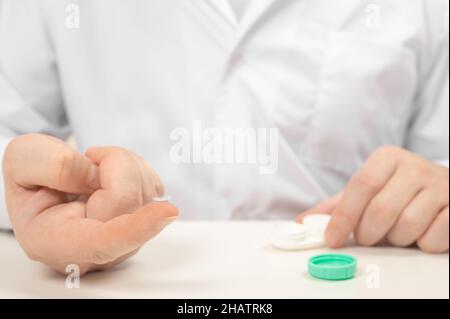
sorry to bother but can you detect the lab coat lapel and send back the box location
[208,0,239,27]
[181,0,237,51]
[234,0,279,45]
[207,0,279,41]
[219,0,279,78]
[182,0,279,53]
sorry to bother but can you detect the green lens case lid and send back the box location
[308,254,357,281]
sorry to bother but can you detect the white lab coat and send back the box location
[0,0,448,229]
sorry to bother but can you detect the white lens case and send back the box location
[270,214,331,251]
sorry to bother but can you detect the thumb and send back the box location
[28,201,178,266]
[296,192,342,223]
[3,134,100,194]
[88,201,179,263]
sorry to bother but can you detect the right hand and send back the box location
[2,134,178,275]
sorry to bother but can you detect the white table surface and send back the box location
[0,221,448,299]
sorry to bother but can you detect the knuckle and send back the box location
[110,147,132,157]
[399,213,422,234]
[403,167,425,184]
[414,163,432,179]
[112,189,142,209]
[53,149,78,185]
[4,138,20,160]
[5,134,45,155]
[427,183,449,207]
[121,189,142,203]
[375,145,403,159]
[3,135,31,168]
[370,198,395,219]
[353,171,384,193]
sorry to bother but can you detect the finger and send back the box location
[3,134,100,194]
[7,188,66,228]
[87,147,164,200]
[85,147,145,221]
[34,201,179,265]
[417,207,449,253]
[88,201,179,264]
[130,152,165,202]
[325,147,399,248]
[355,167,424,246]
[85,146,126,164]
[90,248,141,273]
[387,189,447,247]
[296,192,342,223]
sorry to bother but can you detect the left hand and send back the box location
[297,146,449,253]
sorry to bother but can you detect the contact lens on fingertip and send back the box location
[152,195,171,202]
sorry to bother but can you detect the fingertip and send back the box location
[130,202,179,241]
[147,201,179,219]
[295,213,306,223]
[325,227,343,248]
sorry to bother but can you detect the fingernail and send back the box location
[86,165,101,190]
[325,228,342,247]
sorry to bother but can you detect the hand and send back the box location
[2,134,178,275]
[297,146,449,253]
[85,145,166,221]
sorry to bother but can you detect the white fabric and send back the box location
[227,0,252,19]
[0,136,11,230]
[0,0,448,229]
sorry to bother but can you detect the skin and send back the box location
[3,137,447,277]
[297,146,449,253]
[2,134,179,275]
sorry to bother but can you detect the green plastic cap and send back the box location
[308,254,357,281]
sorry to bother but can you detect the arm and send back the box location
[0,0,70,229]
[297,1,449,253]
[0,2,176,275]
[405,0,449,168]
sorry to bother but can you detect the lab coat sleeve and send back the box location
[0,0,70,229]
[405,1,449,168]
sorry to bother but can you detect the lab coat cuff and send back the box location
[0,137,12,230]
